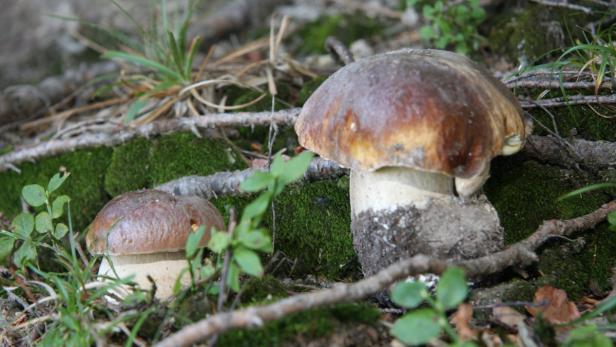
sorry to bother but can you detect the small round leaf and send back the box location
[35,212,53,234]
[391,281,428,309]
[12,213,34,238]
[22,184,47,207]
[436,267,468,310]
[53,223,69,240]
[391,309,441,346]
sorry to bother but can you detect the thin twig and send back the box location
[529,0,592,13]
[154,201,616,347]
[325,37,355,66]
[0,108,299,172]
[156,158,347,198]
[519,94,616,108]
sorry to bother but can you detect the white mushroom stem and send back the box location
[98,252,190,299]
[349,166,504,277]
[349,167,454,216]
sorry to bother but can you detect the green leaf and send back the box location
[35,212,53,234]
[558,183,616,201]
[207,230,231,254]
[226,262,241,292]
[200,263,215,280]
[0,235,15,262]
[563,325,612,347]
[237,228,273,252]
[47,172,70,193]
[233,247,264,277]
[124,98,148,123]
[186,225,206,258]
[240,171,274,193]
[51,195,71,219]
[278,151,314,186]
[22,184,47,207]
[12,213,34,239]
[391,281,428,309]
[13,240,37,268]
[419,26,435,40]
[608,211,616,227]
[436,267,468,310]
[391,309,441,346]
[53,223,69,240]
[241,192,272,224]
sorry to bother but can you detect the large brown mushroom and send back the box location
[295,49,530,276]
[86,189,225,298]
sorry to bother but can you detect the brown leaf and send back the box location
[526,286,581,324]
[451,303,478,341]
[493,305,526,330]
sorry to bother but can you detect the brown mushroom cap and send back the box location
[295,49,527,179]
[86,190,225,255]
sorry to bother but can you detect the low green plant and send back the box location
[406,0,486,54]
[182,150,315,292]
[0,172,72,268]
[390,267,473,346]
[0,173,150,346]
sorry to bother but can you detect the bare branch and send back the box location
[0,109,299,172]
[529,0,592,13]
[519,94,616,108]
[154,201,616,347]
[525,135,616,171]
[156,157,346,198]
[506,79,614,90]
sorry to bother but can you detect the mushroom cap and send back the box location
[295,49,527,179]
[86,190,225,256]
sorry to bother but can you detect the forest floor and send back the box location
[1,0,616,346]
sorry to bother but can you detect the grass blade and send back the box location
[103,50,184,82]
[557,183,616,201]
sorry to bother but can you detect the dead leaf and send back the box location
[526,286,581,324]
[493,306,526,330]
[451,303,478,340]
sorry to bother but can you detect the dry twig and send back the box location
[156,157,347,197]
[155,200,616,347]
[0,109,299,172]
[529,0,592,13]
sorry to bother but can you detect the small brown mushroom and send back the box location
[295,49,530,276]
[86,189,225,298]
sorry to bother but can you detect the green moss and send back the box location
[217,302,380,347]
[488,5,590,63]
[104,132,246,196]
[269,178,357,279]
[527,105,616,142]
[0,148,112,232]
[104,137,151,196]
[297,15,384,55]
[148,133,244,185]
[485,157,616,297]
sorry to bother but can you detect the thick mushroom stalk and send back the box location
[350,167,502,276]
[295,49,529,277]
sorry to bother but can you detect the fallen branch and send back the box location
[156,157,347,197]
[529,0,592,13]
[519,94,616,108]
[0,62,118,126]
[154,200,616,347]
[0,109,299,172]
[506,79,614,90]
[525,135,616,171]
